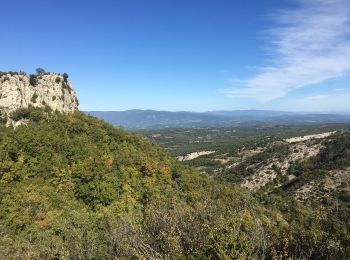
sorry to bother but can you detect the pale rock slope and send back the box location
[240,132,339,191]
[285,132,336,143]
[0,73,79,118]
[177,151,216,161]
[241,141,323,191]
[293,167,350,201]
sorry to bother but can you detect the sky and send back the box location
[1,0,350,112]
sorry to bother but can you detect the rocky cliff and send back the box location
[0,72,79,118]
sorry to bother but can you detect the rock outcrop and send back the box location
[0,72,79,119]
[177,151,216,161]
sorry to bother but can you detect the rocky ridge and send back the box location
[0,72,79,121]
[177,151,216,161]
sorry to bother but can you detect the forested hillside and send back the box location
[0,108,349,259]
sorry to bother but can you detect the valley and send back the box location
[138,124,350,171]
[139,124,350,203]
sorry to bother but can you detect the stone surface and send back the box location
[0,73,79,117]
[177,151,216,161]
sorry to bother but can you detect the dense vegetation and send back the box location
[0,109,349,259]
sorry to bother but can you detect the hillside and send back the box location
[0,109,271,259]
[0,108,348,258]
[87,109,350,129]
[219,130,350,195]
[0,71,349,259]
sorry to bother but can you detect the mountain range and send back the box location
[87,109,350,129]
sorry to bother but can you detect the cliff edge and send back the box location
[0,71,79,119]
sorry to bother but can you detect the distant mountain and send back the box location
[86,109,350,129]
[207,109,295,117]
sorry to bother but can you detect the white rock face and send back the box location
[285,132,336,143]
[177,151,215,161]
[241,142,323,191]
[0,73,78,117]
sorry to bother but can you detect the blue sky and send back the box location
[1,0,350,112]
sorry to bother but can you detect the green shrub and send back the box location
[31,93,38,103]
[10,107,45,122]
[75,97,79,106]
[55,77,61,83]
[62,72,69,83]
[1,76,10,82]
[29,74,38,87]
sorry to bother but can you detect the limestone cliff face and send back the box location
[0,73,79,117]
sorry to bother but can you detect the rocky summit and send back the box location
[0,72,79,119]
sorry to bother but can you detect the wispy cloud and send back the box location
[295,93,350,112]
[226,0,350,102]
[304,95,328,100]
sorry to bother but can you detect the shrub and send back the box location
[0,71,26,77]
[31,93,38,103]
[1,76,10,82]
[29,74,38,87]
[62,73,69,83]
[0,111,7,124]
[10,107,45,121]
[55,77,61,83]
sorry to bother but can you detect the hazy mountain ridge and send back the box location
[87,109,350,129]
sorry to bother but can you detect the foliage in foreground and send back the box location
[0,109,349,259]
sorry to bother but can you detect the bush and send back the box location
[29,74,38,87]
[55,77,61,83]
[62,73,69,83]
[0,111,7,124]
[0,71,26,77]
[10,107,45,122]
[75,97,79,106]
[31,93,38,103]
[1,76,10,83]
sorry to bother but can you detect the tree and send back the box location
[29,74,38,87]
[62,73,69,83]
[36,68,46,76]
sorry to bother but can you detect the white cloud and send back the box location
[304,95,328,100]
[296,93,350,112]
[226,0,350,102]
